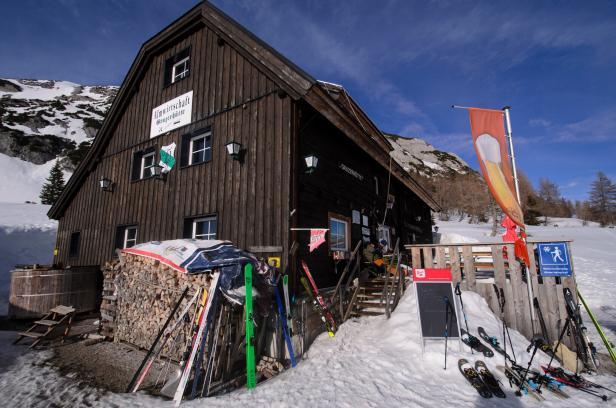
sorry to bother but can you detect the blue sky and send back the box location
[1,0,615,201]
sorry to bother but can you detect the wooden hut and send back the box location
[47,1,439,294]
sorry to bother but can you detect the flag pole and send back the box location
[503,106,536,332]
[503,107,521,203]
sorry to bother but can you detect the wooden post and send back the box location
[449,246,461,284]
[507,244,532,339]
[435,247,446,268]
[422,247,433,269]
[411,247,421,269]
[462,246,475,291]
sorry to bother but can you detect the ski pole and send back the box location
[517,341,540,397]
[444,296,451,370]
[455,283,473,354]
[538,316,571,393]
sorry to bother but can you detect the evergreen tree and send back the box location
[589,171,616,226]
[39,161,65,205]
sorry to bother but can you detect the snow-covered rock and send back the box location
[386,133,473,178]
[0,78,117,203]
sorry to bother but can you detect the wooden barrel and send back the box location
[8,266,100,319]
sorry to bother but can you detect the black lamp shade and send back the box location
[225,141,242,157]
[150,164,163,178]
[304,155,318,173]
[99,177,112,190]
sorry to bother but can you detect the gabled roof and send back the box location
[49,1,438,219]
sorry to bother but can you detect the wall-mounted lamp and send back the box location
[99,177,113,192]
[415,215,422,222]
[225,141,244,163]
[304,154,318,174]
[150,164,165,180]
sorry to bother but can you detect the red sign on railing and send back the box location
[412,268,452,282]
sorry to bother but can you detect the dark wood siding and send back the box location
[295,102,432,288]
[54,23,292,268]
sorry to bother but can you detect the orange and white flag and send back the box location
[468,108,524,228]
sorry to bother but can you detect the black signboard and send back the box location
[415,282,459,339]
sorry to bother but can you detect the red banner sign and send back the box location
[412,268,452,282]
[308,229,327,252]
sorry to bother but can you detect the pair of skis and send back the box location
[300,260,336,337]
[127,286,197,393]
[172,273,221,406]
[542,365,613,401]
[458,359,506,398]
[275,274,297,368]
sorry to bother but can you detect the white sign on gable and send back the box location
[150,91,193,138]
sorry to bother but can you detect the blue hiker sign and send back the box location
[537,242,572,277]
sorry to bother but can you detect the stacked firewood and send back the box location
[111,253,213,361]
[256,356,284,379]
[100,259,120,338]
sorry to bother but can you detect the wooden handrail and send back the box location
[405,239,573,248]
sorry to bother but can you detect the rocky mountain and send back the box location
[0,78,117,203]
[385,133,473,178]
[0,78,117,167]
[0,78,473,203]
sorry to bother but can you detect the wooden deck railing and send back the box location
[405,240,578,349]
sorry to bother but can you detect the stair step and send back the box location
[34,319,59,326]
[357,302,387,308]
[17,331,44,338]
[353,310,384,317]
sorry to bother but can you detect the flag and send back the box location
[501,216,518,242]
[159,142,176,173]
[308,229,327,252]
[468,108,524,228]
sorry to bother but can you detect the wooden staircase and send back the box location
[14,305,75,349]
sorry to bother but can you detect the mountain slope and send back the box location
[0,78,117,203]
[385,133,473,178]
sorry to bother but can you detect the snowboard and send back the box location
[460,328,494,357]
[458,359,493,398]
[475,360,506,398]
[477,327,513,362]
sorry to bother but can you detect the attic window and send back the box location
[172,57,190,83]
[164,48,191,87]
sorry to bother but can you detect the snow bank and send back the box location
[0,203,57,315]
[2,286,614,407]
[0,156,71,204]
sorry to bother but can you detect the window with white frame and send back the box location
[140,151,156,179]
[189,131,212,165]
[329,217,349,251]
[172,57,190,83]
[123,226,138,248]
[192,216,217,240]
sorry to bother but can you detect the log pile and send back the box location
[100,260,120,338]
[256,356,284,379]
[105,252,213,361]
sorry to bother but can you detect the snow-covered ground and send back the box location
[0,214,614,407]
[0,202,57,315]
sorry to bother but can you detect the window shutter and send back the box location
[114,226,125,251]
[163,57,173,87]
[180,133,191,167]
[131,151,143,181]
[183,218,193,239]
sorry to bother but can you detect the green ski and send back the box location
[578,288,616,365]
[245,263,256,389]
